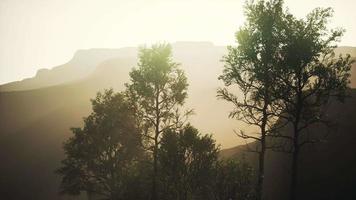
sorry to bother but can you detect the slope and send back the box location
[220,89,356,200]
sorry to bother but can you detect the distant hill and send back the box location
[0,43,355,200]
[0,47,137,92]
[2,44,354,92]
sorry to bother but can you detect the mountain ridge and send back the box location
[0,42,223,91]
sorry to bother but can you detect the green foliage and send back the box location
[214,159,255,200]
[218,0,284,129]
[56,89,145,200]
[271,5,354,200]
[158,125,219,200]
[57,43,257,200]
[219,1,354,200]
[274,5,354,132]
[125,43,190,199]
[126,43,189,136]
[217,1,287,199]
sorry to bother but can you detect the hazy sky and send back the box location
[1,0,355,84]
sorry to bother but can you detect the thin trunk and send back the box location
[257,101,268,200]
[290,77,302,200]
[152,86,160,200]
[290,125,299,200]
[257,135,266,200]
[152,137,158,200]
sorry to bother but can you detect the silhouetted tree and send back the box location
[217,1,286,199]
[271,6,354,200]
[125,43,190,200]
[56,89,144,200]
[158,125,219,200]
[214,159,255,200]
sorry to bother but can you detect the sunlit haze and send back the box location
[0,0,355,84]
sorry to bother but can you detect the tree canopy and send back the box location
[218,1,286,199]
[56,89,143,200]
[158,125,219,200]
[219,1,354,200]
[125,43,190,200]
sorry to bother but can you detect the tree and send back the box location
[56,89,144,200]
[214,159,255,200]
[271,6,354,200]
[158,125,219,200]
[217,1,286,199]
[125,43,190,200]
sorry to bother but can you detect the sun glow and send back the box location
[0,0,355,84]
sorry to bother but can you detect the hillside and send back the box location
[0,42,237,200]
[0,43,355,200]
[0,42,242,148]
[220,89,356,200]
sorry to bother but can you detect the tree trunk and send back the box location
[289,119,300,200]
[290,82,302,200]
[256,100,268,200]
[151,86,160,200]
[151,123,159,200]
[256,134,266,200]
[290,140,299,200]
[152,141,158,200]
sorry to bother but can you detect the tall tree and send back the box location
[272,7,354,200]
[158,125,219,200]
[56,89,144,200]
[217,1,285,199]
[125,43,190,200]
